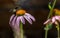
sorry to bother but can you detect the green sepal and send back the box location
[44,23,52,30]
[48,23,52,29]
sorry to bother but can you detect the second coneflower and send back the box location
[9,9,35,38]
[44,16,60,38]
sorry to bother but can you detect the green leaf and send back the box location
[48,23,52,29]
[48,2,52,9]
[44,23,52,30]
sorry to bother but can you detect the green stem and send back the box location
[47,0,57,19]
[45,25,48,38]
[45,0,57,38]
[56,22,59,38]
[45,30,48,38]
[57,26,59,38]
[20,22,24,38]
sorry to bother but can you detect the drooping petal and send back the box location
[13,24,20,32]
[16,17,21,26]
[24,15,32,24]
[55,16,60,22]
[13,29,21,38]
[13,17,20,31]
[25,13,35,21]
[18,16,25,24]
[13,24,20,38]
[9,14,15,24]
[12,16,17,26]
[44,19,51,24]
[12,17,20,38]
[52,17,56,23]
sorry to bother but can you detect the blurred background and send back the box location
[0,0,60,38]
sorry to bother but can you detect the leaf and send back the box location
[44,23,52,30]
[48,23,52,29]
[48,2,52,9]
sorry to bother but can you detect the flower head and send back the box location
[9,9,35,27]
[9,9,35,38]
[44,16,60,25]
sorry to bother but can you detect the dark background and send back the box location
[0,0,60,38]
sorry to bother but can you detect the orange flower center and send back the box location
[54,9,60,15]
[16,9,26,15]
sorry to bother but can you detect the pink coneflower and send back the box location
[44,16,60,25]
[44,16,60,38]
[9,9,35,38]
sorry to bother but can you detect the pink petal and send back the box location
[13,29,20,38]
[25,13,35,21]
[24,15,32,24]
[13,24,20,32]
[9,14,15,24]
[16,17,21,26]
[55,16,60,22]
[13,18,20,32]
[18,16,25,24]
[52,17,56,23]
[44,19,51,24]
[12,16,17,26]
